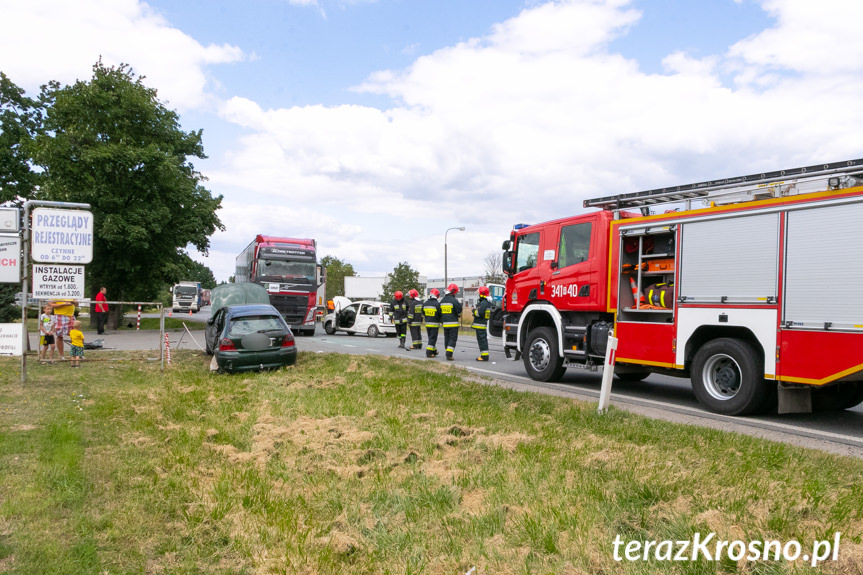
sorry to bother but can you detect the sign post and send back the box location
[31,264,86,299]
[0,235,20,284]
[30,207,93,264]
[20,201,91,383]
[0,324,24,357]
[0,208,20,233]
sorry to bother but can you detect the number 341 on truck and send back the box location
[495,158,863,415]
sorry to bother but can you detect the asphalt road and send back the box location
[60,306,863,458]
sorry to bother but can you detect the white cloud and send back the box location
[5,0,863,282]
[729,0,863,77]
[207,0,863,281]
[0,0,246,111]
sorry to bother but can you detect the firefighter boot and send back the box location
[476,354,489,362]
[399,337,405,348]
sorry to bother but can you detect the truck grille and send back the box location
[269,294,309,325]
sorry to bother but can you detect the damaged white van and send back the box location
[323,296,396,338]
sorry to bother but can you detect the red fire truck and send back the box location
[235,236,324,336]
[496,159,863,415]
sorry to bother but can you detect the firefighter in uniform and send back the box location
[423,289,442,357]
[473,285,491,361]
[440,283,463,361]
[406,289,424,350]
[391,291,408,348]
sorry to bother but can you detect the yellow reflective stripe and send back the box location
[426,322,439,327]
[442,322,459,328]
[472,325,486,330]
[440,304,453,313]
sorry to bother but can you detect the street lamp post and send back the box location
[444,226,465,288]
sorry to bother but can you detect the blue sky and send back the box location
[2,0,861,283]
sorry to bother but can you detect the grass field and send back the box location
[1,351,862,574]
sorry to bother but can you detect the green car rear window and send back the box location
[228,316,284,337]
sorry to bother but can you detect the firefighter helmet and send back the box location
[478,286,490,297]
[409,289,419,298]
[447,283,459,294]
[430,288,440,298]
[394,291,403,300]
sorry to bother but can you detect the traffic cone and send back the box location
[169,309,172,317]
[189,309,192,316]
[629,277,644,308]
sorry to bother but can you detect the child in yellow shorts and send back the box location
[69,320,84,367]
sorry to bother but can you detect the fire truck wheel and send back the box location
[523,326,566,382]
[368,325,380,338]
[324,322,336,335]
[812,382,863,411]
[692,338,767,416]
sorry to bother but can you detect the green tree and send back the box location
[174,254,217,289]
[0,72,43,204]
[381,261,420,302]
[30,61,223,326]
[0,286,18,322]
[0,74,42,320]
[320,255,355,302]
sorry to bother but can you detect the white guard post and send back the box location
[597,335,618,413]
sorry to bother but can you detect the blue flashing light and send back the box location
[513,223,530,230]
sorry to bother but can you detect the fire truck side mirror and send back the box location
[502,240,511,250]
[502,251,513,275]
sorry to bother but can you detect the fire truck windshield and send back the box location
[256,259,315,282]
[515,232,540,273]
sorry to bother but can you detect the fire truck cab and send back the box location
[501,159,863,415]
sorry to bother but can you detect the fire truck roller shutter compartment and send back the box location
[679,213,780,304]
[784,202,863,331]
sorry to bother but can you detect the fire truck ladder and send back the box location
[583,158,863,213]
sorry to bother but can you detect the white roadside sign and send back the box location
[0,208,19,232]
[31,264,85,299]
[31,207,93,264]
[0,323,24,356]
[0,235,20,283]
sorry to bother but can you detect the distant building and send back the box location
[426,276,485,307]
